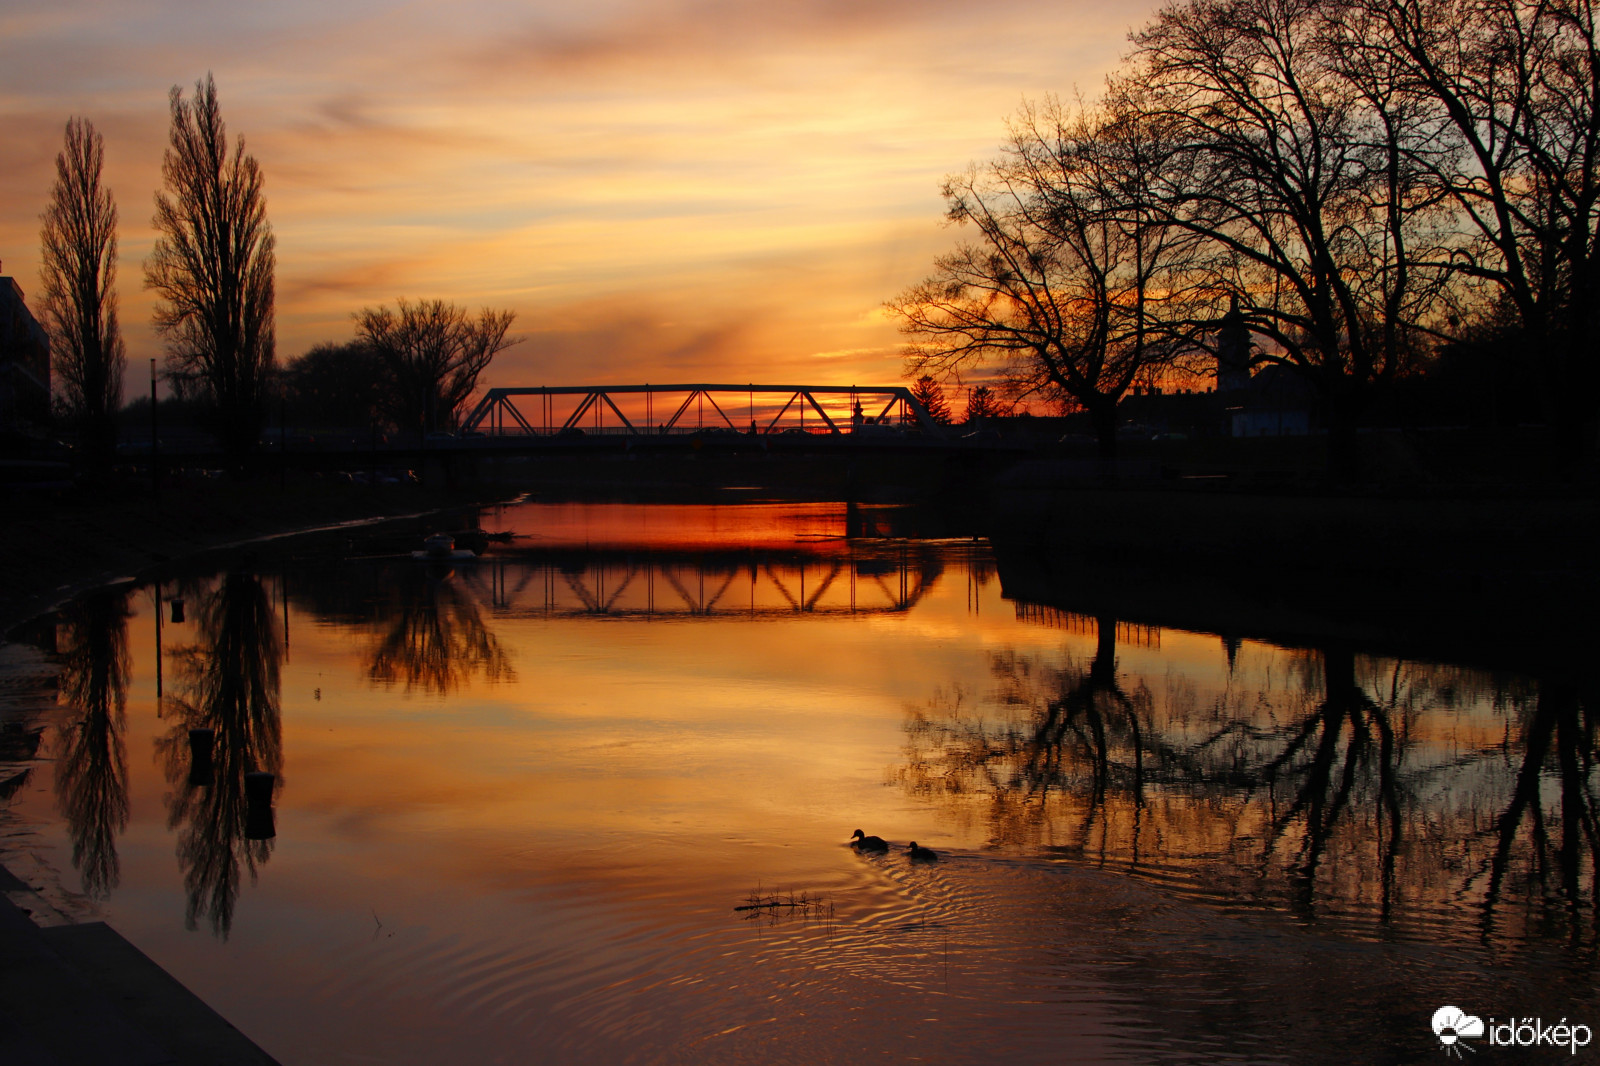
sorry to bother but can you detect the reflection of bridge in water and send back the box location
[1012,604,1162,648]
[465,546,962,619]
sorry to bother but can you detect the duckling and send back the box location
[850,828,889,852]
[908,841,939,861]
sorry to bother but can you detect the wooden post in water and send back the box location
[244,771,276,840]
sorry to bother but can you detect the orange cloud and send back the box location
[0,0,1164,395]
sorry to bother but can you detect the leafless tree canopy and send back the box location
[1360,0,1600,452]
[354,299,517,435]
[887,99,1210,456]
[144,74,275,459]
[39,117,124,463]
[1127,0,1461,467]
[894,0,1599,468]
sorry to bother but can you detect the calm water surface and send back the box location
[1,500,1595,1064]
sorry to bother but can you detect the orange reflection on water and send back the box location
[3,500,1593,1066]
[492,498,914,551]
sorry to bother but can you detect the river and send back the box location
[0,498,1593,1063]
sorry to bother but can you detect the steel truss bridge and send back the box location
[459,384,944,438]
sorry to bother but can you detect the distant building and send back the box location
[1211,299,1314,437]
[1227,364,1314,437]
[1215,296,1252,395]
[0,264,51,430]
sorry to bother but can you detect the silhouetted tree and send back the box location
[1356,0,1600,465]
[889,99,1206,457]
[145,74,275,462]
[39,117,124,469]
[1124,0,1458,475]
[280,341,387,429]
[908,375,953,425]
[964,385,1003,424]
[354,299,517,435]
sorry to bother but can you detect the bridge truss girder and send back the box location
[458,384,945,438]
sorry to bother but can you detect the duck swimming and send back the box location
[850,829,889,852]
[908,841,939,861]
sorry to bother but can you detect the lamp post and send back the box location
[149,358,160,499]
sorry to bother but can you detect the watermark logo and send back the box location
[1432,1006,1594,1056]
[1433,1006,1485,1057]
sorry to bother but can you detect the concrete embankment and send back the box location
[0,864,280,1065]
[0,642,279,1065]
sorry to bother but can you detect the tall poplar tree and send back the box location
[40,117,124,468]
[145,74,275,462]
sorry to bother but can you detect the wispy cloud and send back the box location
[0,0,1161,391]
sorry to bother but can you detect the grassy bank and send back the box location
[0,473,493,633]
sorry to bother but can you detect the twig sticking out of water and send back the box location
[734,886,834,922]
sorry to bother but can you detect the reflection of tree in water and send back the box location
[1248,648,1409,918]
[898,615,1152,854]
[897,619,1599,941]
[53,587,132,898]
[157,572,284,939]
[367,566,513,695]
[1477,678,1600,938]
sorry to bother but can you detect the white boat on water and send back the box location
[412,533,477,562]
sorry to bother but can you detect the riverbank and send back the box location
[0,858,280,1065]
[0,474,494,635]
[986,473,1600,674]
[0,474,501,1063]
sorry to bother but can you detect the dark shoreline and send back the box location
[985,480,1600,677]
[0,476,498,637]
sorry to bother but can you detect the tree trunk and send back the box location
[1089,402,1118,460]
[1321,386,1364,484]
[1545,331,1600,476]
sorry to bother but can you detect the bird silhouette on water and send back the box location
[908,842,939,861]
[850,829,889,852]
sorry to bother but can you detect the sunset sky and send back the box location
[1,0,1159,396]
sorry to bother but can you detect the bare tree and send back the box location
[1127,0,1459,476]
[1359,0,1600,464]
[145,74,275,462]
[39,117,124,467]
[889,99,1206,457]
[354,299,517,435]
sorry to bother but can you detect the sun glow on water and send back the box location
[1,500,1586,1064]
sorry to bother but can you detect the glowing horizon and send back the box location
[0,0,1161,400]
